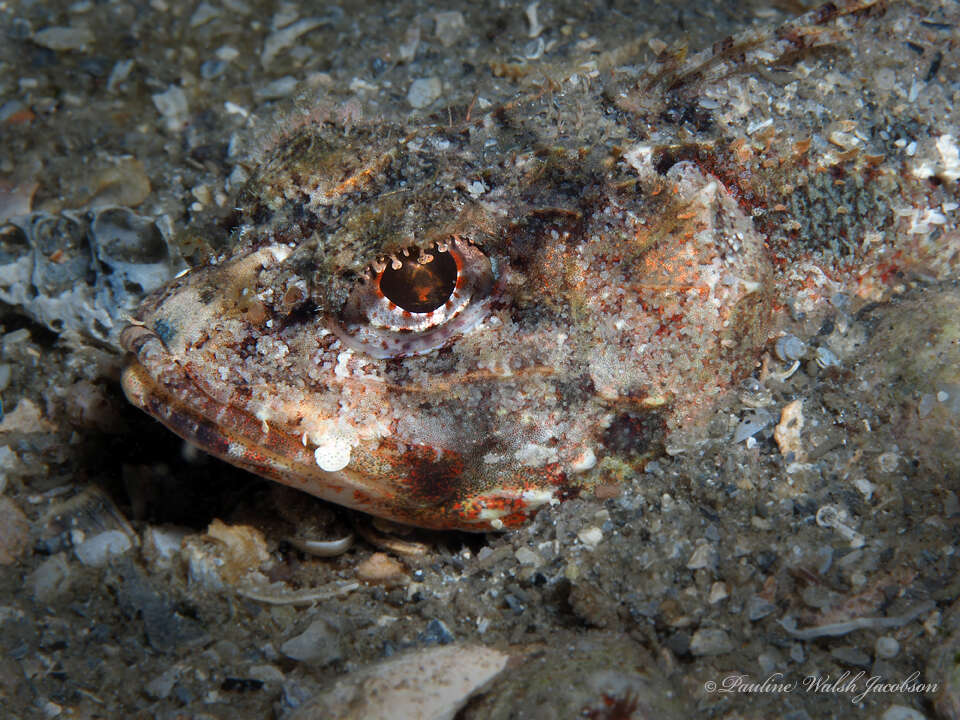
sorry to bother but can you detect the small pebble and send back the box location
[106,59,134,92]
[87,158,152,207]
[733,409,773,443]
[881,706,928,720]
[29,553,73,602]
[790,643,805,663]
[357,552,407,583]
[189,2,220,27]
[577,526,603,549]
[216,46,240,62]
[144,667,181,700]
[758,652,779,675]
[152,85,189,131]
[708,582,728,604]
[690,628,733,656]
[0,101,26,126]
[746,596,777,621]
[419,618,455,645]
[247,664,285,684]
[686,543,715,570]
[0,445,18,472]
[875,635,900,659]
[33,26,95,51]
[434,11,465,47]
[255,76,299,101]
[0,497,31,565]
[74,530,132,567]
[515,547,542,566]
[143,526,187,564]
[2,328,31,348]
[262,17,328,66]
[201,60,227,80]
[407,77,443,109]
[281,618,342,664]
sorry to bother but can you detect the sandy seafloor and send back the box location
[1,0,960,718]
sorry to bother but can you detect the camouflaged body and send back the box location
[122,0,960,530]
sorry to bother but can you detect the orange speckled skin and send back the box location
[122,0,958,530]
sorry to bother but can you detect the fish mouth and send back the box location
[120,324,353,497]
[120,324,545,531]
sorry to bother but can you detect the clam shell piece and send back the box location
[288,644,509,720]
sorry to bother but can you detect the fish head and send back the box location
[122,117,773,530]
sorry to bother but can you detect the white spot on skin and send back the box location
[314,437,351,471]
[514,443,557,467]
[570,447,596,473]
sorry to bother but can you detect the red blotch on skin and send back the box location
[397,444,466,505]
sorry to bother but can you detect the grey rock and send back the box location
[152,85,189,131]
[33,26,94,51]
[420,618,455,646]
[281,618,343,664]
[407,77,442,109]
[875,635,900,659]
[690,628,733,656]
[686,543,715,570]
[29,554,73,603]
[255,76,299,101]
[434,11,465,47]
[248,664,285,684]
[116,563,210,653]
[262,17,330,66]
[747,596,777,621]
[881,706,927,720]
[144,666,181,700]
[74,530,132,567]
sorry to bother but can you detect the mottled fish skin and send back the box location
[122,0,959,531]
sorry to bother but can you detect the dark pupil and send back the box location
[379,250,457,313]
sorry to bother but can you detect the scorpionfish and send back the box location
[122,0,959,530]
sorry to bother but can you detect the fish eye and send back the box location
[378,248,458,313]
[334,236,496,358]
